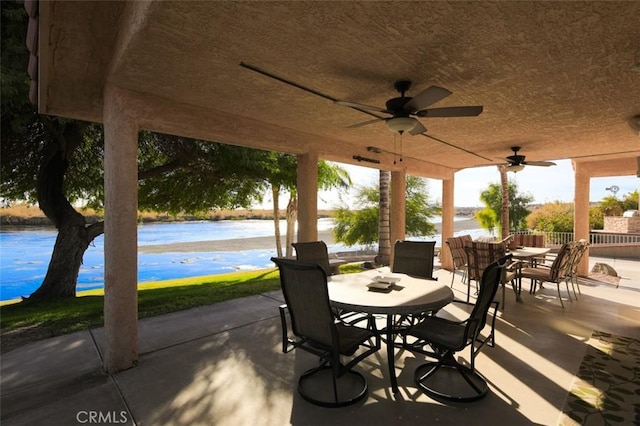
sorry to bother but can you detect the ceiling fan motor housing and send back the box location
[508,154,526,165]
[386,97,412,116]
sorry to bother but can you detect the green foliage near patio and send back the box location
[475,181,533,234]
[527,201,575,232]
[1,269,280,338]
[526,190,639,232]
[332,176,441,247]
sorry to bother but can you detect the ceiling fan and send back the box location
[335,80,483,135]
[503,146,556,172]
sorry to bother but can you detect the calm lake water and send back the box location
[0,218,487,301]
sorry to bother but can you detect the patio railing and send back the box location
[512,230,640,247]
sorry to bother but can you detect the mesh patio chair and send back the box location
[388,240,439,333]
[445,235,472,287]
[517,243,573,308]
[271,257,380,407]
[292,241,332,276]
[406,255,511,402]
[391,240,437,280]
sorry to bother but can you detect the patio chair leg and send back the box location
[557,285,565,308]
[573,277,581,297]
[570,279,579,300]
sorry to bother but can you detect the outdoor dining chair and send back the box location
[511,233,547,266]
[271,257,380,407]
[517,242,573,308]
[391,240,438,328]
[445,235,472,287]
[292,241,332,276]
[566,239,589,297]
[391,240,436,280]
[464,240,517,308]
[405,255,510,402]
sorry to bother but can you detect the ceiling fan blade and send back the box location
[404,86,452,113]
[347,118,384,128]
[416,106,484,118]
[334,100,390,113]
[409,120,427,135]
[524,160,556,167]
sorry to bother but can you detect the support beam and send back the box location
[573,161,591,276]
[103,86,139,373]
[440,177,455,271]
[296,152,318,242]
[390,170,406,262]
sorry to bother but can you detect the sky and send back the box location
[254,159,639,209]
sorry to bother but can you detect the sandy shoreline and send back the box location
[139,218,482,254]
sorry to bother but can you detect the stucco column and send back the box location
[297,152,318,242]
[390,171,406,262]
[440,177,455,270]
[103,86,139,373]
[573,161,591,276]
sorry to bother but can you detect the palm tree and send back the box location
[475,179,533,237]
[378,170,391,265]
[333,175,440,261]
[499,165,510,240]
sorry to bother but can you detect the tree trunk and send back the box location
[29,132,104,299]
[285,192,297,258]
[272,186,283,258]
[377,170,391,265]
[499,165,510,239]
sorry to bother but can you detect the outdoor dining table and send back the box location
[328,267,454,394]
[509,246,552,299]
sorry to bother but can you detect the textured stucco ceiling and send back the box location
[36,1,640,179]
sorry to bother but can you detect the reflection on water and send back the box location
[0,218,488,301]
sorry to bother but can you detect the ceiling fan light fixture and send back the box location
[507,164,525,173]
[387,117,417,133]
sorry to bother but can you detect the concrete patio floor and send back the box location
[2,255,639,426]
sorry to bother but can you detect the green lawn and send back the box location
[0,263,363,343]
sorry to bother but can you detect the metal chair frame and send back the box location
[272,257,380,407]
[406,255,511,402]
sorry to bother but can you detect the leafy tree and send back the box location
[597,195,624,217]
[586,190,638,230]
[1,2,290,298]
[589,207,604,230]
[264,156,351,258]
[475,181,533,236]
[622,190,639,211]
[332,176,441,253]
[526,202,574,233]
[593,190,638,216]
[526,201,604,232]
